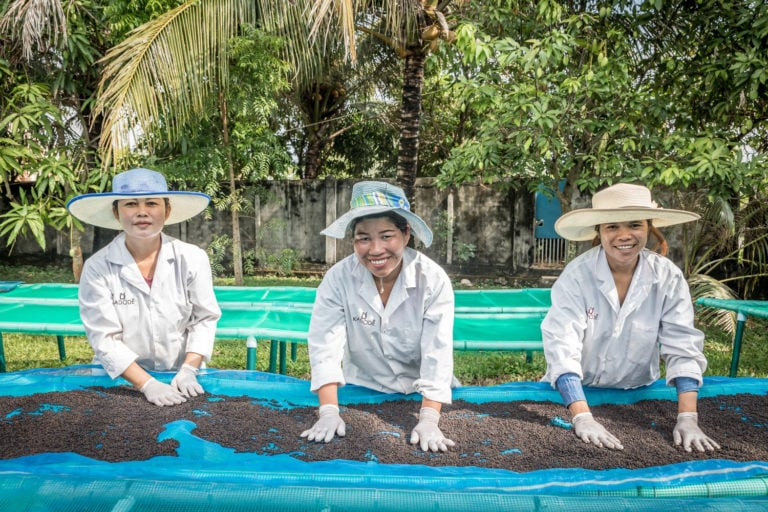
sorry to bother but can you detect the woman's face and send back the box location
[598,220,649,270]
[353,217,410,279]
[114,197,170,240]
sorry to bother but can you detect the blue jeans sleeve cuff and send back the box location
[675,376,700,394]
[556,372,586,407]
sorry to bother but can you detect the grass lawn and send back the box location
[1,262,766,383]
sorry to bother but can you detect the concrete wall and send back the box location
[0,179,692,275]
[236,178,535,273]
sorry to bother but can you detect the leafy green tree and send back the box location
[320,108,399,178]
[635,0,768,153]
[0,0,113,279]
[108,24,291,285]
[438,2,655,206]
[257,1,400,180]
[436,0,768,305]
[144,26,292,284]
[437,0,767,196]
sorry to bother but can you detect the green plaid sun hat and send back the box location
[321,181,433,247]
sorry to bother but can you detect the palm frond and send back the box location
[306,0,421,63]
[686,192,768,292]
[689,273,739,334]
[94,0,257,169]
[308,0,357,61]
[257,0,389,117]
[0,0,67,61]
[257,0,345,84]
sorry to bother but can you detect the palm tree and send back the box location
[681,192,768,333]
[94,0,463,195]
[259,3,392,180]
[94,0,258,167]
[302,0,462,200]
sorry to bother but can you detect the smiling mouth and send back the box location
[615,244,635,250]
[369,258,388,265]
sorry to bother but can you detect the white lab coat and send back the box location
[542,246,706,389]
[308,247,455,404]
[79,232,221,379]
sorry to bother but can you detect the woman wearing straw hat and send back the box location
[541,183,719,453]
[66,168,221,407]
[301,181,456,452]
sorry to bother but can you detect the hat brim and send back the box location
[321,205,434,247]
[66,192,210,230]
[555,208,700,241]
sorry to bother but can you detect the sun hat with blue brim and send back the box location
[321,181,433,247]
[66,168,210,231]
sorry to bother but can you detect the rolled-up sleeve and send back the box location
[413,273,454,404]
[659,272,707,385]
[79,261,138,379]
[541,273,588,387]
[307,273,348,392]
[184,248,221,361]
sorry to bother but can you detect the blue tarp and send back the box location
[1,366,767,512]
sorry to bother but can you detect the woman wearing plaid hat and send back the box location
[301,181,457,453]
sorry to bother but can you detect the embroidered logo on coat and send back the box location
[352,311,375,326]
[586,306,598,320]
[112,291,136,306]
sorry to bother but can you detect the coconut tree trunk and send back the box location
[396,45,426,204]
[303,119,329,179]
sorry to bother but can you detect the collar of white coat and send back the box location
[593,247,660,312]
[352,246,418,290]
[106,232,176,292]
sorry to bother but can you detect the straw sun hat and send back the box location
[321,181,433,247]
[66,168,210,231]
[554,183,699,241]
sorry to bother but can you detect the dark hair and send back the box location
[592,219,668,256]
[351,211,409,234]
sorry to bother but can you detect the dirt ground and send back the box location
[1,387,765,472]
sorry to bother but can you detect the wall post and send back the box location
[324,178,337,265]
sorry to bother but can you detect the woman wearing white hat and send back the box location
[541,183,719,452]
[67,168,221,406]
[301,181,456,452]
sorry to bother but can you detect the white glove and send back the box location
[673,412,720,452]
[410,407,455,452]
[139,377,187,406]
[571,412,623,450]
[171,364,204,397]
[301,404,346,443]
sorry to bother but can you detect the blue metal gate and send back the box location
[533,182,566,268]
